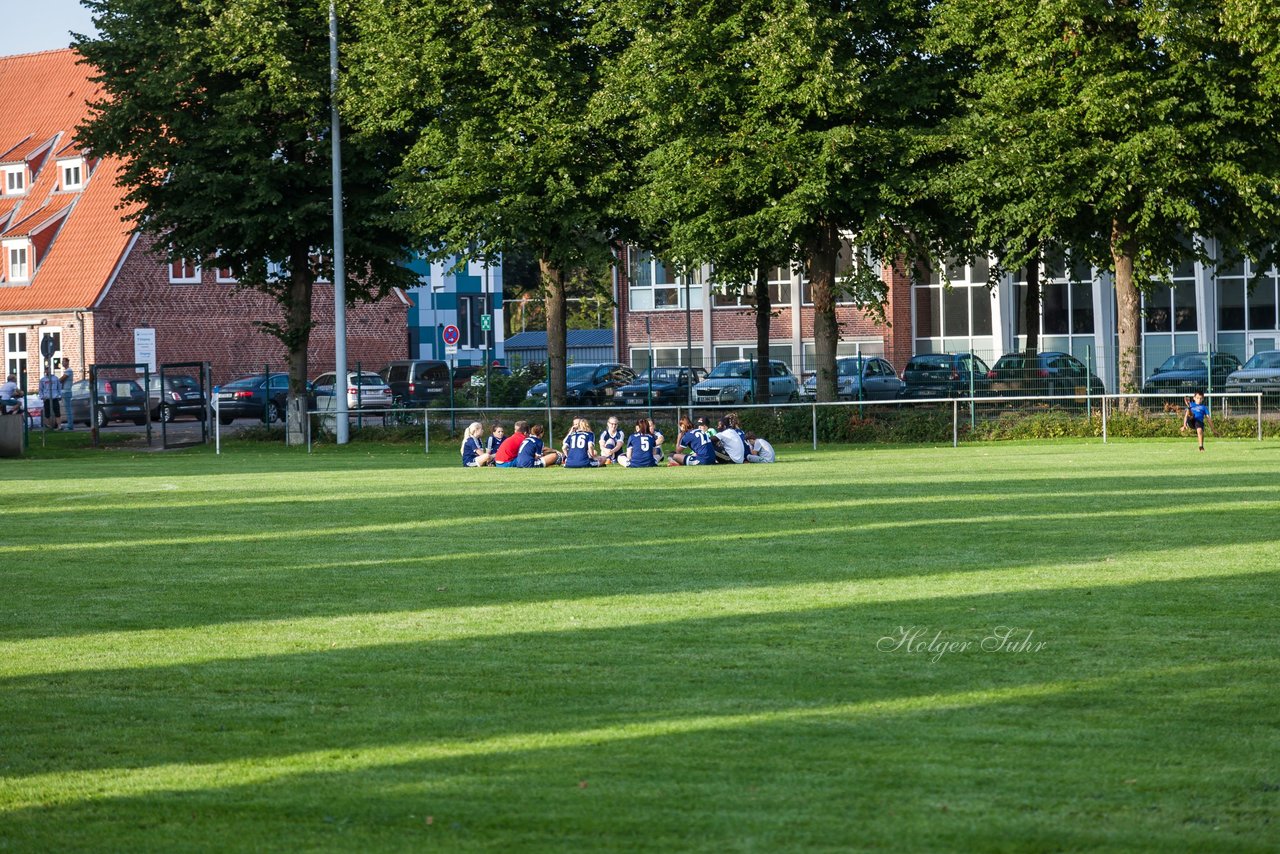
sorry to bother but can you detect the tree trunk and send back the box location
[1111,216,1142,401]
[1023,243,1041,356]
[754,265,772,404]
[806,223,840,403]
[540,257,568,407]
[285,244,313,446]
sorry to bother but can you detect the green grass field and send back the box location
[1,437,1278,852]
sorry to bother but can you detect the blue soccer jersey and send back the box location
[485,435,502,455]
[515,435,544,468]
[627,432,657,467]
[564,430,596,467]
[461,436,483,467]
[1187,401,1210,423]
[601,428,624,454]
[687,428,718,465]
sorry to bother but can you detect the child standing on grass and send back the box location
[1182,391,1214,451]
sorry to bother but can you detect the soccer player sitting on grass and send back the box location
[461,422,494,467]
[515,424,562,468]
[618,418,658,467]
[599,416,625,465]
[562,418,601,468]
[485,423,505,458]
[493,420,528,468]
[1182,391,1214,451]
[745,432,776,463]
[670,416,718,466]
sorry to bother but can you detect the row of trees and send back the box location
[77,0,1280,440]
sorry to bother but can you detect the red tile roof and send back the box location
[0,49,136,312]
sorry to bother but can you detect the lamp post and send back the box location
[329,0,349,444]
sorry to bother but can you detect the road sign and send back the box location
[40,333,57,358]
[442,324,461,346]
[445,345,458,356]
[480,314,492,331]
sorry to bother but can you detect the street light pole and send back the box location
[329,0,349,444]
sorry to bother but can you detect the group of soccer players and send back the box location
[460,413,775,468]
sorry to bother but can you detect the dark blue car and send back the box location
[612,366,708,406]
[1141,352,1242,397]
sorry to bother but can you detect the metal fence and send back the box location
[204,390,1269,457]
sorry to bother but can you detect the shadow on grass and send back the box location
[0,604,1275,850]
[3,469,1279,642]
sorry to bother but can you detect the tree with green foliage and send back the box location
[344,0,629,407]
[932,0,1280,394]
[75,0,415,443]
[598,0,955,401]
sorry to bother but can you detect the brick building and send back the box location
[0,49,407,393]
[615,245,914,376]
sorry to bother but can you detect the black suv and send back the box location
[987,351,1105,399]
[383,360,451,405]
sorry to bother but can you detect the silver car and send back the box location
[312,371,394,411]
[1225,350,1280,402]
[801,356,904,401]
[693,360,799,404]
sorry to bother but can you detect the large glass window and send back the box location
[628,248,702,311]
[802,238,859,305]
[1219,257,1280,333]
[713,264,792,307]
[914,256,995,352]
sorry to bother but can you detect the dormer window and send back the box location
[4,240,30,282]
[2,165,25,195]
[59,158,84,191]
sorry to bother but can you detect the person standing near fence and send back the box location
[1182,392,1214,452]
[38,366,62,429]
[60,366,74,431]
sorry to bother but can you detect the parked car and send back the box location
[383,359,451,406]
[312,371,394,412]
[801,356,905,401]
[70,378,147,427]
[612,366,708,406]
[693,359,799,405]
[1225,350,1280,402]
[525,363,636,405]
[987,351,1105,399]
[215,373,295,425]
[469,365,513,387]
[900,353,993,399]
[146,374,208,422]
[1141,352,1242,397]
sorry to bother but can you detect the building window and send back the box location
[800,340,884,374]
[3,166,25,195]
[60,159,84,191]
[168,258,200,284]
[5,243,29,282]
[1217,258,1277,333]
[713,264,792,307]
[1006,252,1097,362]
[914,256,996,354]
[216,266,237,283]
[628,248,702,311]
[711,344,794,369]
[629,346,704,371]
[457,294,486,349]
[801,238,859,305]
